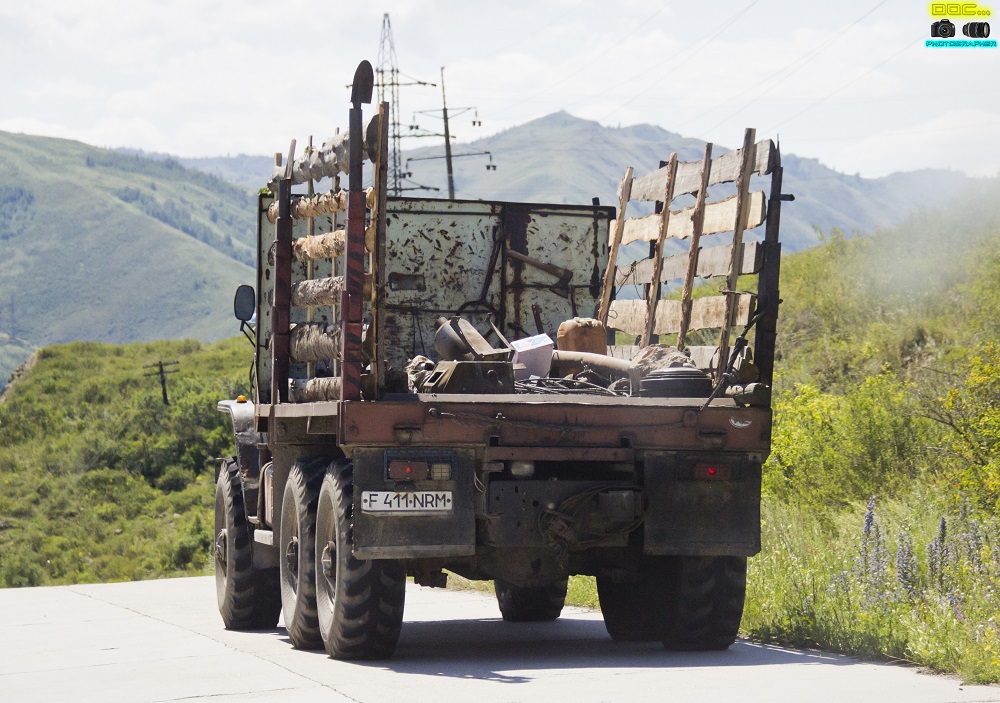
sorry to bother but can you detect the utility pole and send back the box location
[143,360,178,405]
[407,66,496,200]
[441,67,455,200]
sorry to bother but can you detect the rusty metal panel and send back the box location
[351,447,476,559]
[382,198,503,369]
[380,197,612,372]
[340,398,772,453]
[503,204,610,340]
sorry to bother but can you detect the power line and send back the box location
[143,360,178,406]
[406,67,496,198]
[593,0,760,122]
[376,13,437,196]
[768,33,925,133]
[471,1,586,61]
[690,0,890,136]
[489,4,669,120]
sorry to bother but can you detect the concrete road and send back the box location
[1,576,997,703]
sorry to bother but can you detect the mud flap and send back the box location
[351,448,476,559]
[642,452,761,556]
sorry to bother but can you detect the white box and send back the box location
[510,333,554,380]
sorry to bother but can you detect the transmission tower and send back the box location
[376,15,402,195]
[376,14,435,196]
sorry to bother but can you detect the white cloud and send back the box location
[1,1,997,177]
[827,110,1000,177]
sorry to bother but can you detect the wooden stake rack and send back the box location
[598,129,785,389]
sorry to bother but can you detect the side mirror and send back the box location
[234,285,256,322]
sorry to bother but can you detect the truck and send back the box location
[214,61,789,660]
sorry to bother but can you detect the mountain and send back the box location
[401,112,981,252]
[0,131,256,387]
[172,112,982,254]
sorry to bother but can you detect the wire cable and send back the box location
[490,4,669,120]
[769,33,925,132]
[595,0,760,121]
[685,0,890,135]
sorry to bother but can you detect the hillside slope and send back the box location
[0,337,248,587]
[0,132,256,386]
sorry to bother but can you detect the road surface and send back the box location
[1,576,997,703]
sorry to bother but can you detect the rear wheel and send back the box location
[597,555,746,649]
[494,579,568,622]
[278,458,325,649]
[597,557,673,641]
[214,458,281,630]
[662,556,746,651]
[315,459,406,660]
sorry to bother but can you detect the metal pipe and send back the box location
[550,351,638,384]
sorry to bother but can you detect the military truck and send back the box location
[214,61,789,660]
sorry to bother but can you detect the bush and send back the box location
[0,549,45,588]
[766,373,929,510]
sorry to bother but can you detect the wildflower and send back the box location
[853,496,891,608]
[928,516,948,592]
[896,531,918,598]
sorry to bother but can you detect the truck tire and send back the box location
[214,457,281,630]
[494,579,568,622]
[315,459,406,660]
[278,458,326,649]
[661,556,746,651]
[597,558,672,641]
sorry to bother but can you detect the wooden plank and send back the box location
[620,190,765,245]
[718,128,757,383]
[599,167,634,324]
[642,153,678,347]
[630,138,776,202]
[608,294,753,336]
[616,241,763,285]
[678,143,714,349]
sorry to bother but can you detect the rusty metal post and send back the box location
[341,61,374,402]
[754,148,787,390]
[271,178,292,404]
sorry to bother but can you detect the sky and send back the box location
[1,0,998,178]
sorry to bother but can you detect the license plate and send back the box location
[361,491,453,513]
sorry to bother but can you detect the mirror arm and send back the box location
[239,320,256,346]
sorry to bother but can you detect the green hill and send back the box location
[0,131,256,387]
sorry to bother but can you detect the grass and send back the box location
[744,492,1000,684]
[0,337,250,587]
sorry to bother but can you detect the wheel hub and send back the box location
[321,541,336,579]
[215,529,227,566]
[285,535,299,577]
